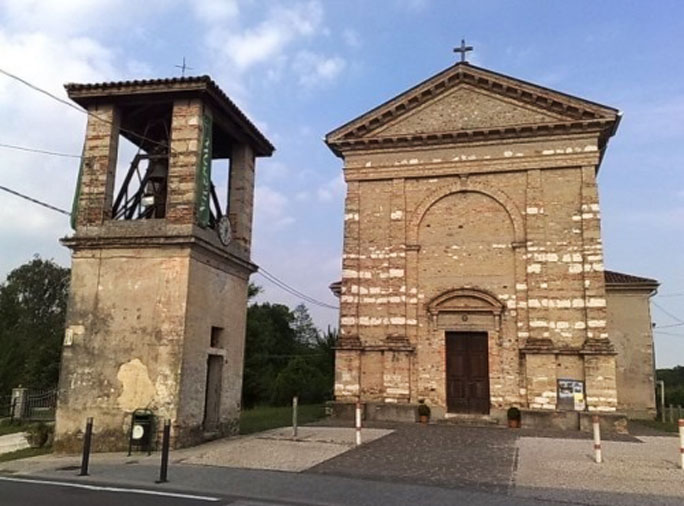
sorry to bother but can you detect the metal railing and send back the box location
[24,389,58,421]
[0,395,16,421]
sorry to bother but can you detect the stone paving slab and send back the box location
[309,423,518,493]
[513,435,684,505]
[178,427,392,472]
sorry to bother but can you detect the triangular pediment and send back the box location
[326,63,619,156]
[373,84,566,137]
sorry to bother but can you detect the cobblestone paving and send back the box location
[307,423,517,492]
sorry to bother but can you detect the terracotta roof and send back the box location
[65,75,274,157]
[604,270,659,287]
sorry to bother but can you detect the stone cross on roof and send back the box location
[453,39,473,63]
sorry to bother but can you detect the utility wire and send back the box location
[257,268,339,310]
[0,67,176,155]
[0,185,71,216]
[0,183,340,311]
[657,322,684,329]
[654,330,684,338]
[652,300,684,324]
[0,142,82,159]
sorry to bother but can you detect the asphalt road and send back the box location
[0,476,227,506]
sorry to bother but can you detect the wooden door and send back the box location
[203,355,223,431]
[446,332,490,414]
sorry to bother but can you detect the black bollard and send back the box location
[79,417,93,476]
[157,419,171,484]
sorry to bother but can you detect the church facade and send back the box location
[326,62,658,423]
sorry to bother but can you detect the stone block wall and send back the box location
[335,134,618,415]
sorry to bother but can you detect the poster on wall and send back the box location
[557,379,586,411]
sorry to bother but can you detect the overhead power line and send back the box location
[654,330,684,338]
[257,267,339,310]
[0,67,176,154]
[0,185,71,216]
[0,183,339,311]
[652,301,684,325]
[0,142,82,159]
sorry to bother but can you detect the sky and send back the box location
[0,0,682,367]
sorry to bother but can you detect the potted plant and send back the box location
[507,407,521,428]
[417,399,431,424]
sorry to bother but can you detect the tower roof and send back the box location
[65,75,274,157]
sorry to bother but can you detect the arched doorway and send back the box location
[427,289,503,415]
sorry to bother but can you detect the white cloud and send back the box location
[294,51,346,87]
[316,173,345,202]
[342,28,361,49]
[203,1,324,72]
[254,186,295,228]
[192,0,239,23]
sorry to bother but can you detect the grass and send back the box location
[0,446,51,463]
[240,404,327,435]
[0,421,30,437]
[633,419,679,433]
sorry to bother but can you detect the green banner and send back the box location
[196,114,213,228]
[70,143,86,229]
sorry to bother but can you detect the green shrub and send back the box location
[25,423,52,448]
[271,357,328,406]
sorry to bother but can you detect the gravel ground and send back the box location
[178,426,392,472]
[308,423,518,493]
[513,435,684,505]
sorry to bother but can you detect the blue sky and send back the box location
[0,0,682,366]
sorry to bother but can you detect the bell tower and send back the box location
[54,76,273,451]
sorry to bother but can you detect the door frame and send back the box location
[445,330,491,414]
[203,354,224,432]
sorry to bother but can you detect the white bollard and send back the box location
[593,415,602,464]
[292,396,298,439]
[355,401,362,446]
[678,419,684,470]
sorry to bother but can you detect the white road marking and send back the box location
[0,475,220,502]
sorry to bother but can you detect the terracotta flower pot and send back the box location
[508,418,521,429]
[419,414,429,424]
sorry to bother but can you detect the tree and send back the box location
[0,256,69,395]
[242,302,298,408]
[291,303,319,345]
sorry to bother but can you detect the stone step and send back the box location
[437,414,501,427]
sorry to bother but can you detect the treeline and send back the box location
[657,367,684,405]
[0,257,69,396]
[243,285,335,407]
[0,257,336,407]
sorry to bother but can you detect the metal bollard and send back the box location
[679,419,684,470]
[157,419,171,483]
[292,396,298,439]
[79,417,94,476]
[355,401,362,446]
[592,415,602,464]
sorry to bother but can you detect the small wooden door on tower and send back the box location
[446,332,490,414]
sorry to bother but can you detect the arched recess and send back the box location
[407,179,525,245]
[426,287,504,335]
[427,288,503,316]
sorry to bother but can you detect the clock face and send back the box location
[217,216,232,246]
